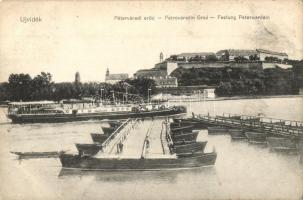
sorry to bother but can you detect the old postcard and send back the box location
[0,0,302,200]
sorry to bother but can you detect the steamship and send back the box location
[7,100,186,123]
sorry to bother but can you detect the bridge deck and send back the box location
[196,114,303,138]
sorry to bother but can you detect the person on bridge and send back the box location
[146,137,150,149]
[118,141,124,153]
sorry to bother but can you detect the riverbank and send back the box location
[166,94,303,102]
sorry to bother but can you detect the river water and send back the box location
[0,97,302,200]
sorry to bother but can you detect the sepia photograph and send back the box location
[0,0,302,199]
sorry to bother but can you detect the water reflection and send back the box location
[58,167,217,184]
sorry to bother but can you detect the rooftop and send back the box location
[256,49,288,56]
[216,49,257,56]
[9,101,56,105]
[177,52,215,57]
[106,73,129,81]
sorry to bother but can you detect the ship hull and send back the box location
[102,127,115,135]
[172,118,208,129]
[171,125,194,134]
[171,131,199,143]
[173,141,207,154]
[59,152,217,170]
[229,129,246,139]
[75,144,102,156]
[90,133,109,144]
[8,108,186,124]
[108,121,122,128]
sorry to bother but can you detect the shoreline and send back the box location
[166,94,303,102]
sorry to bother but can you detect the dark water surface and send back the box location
[0,97,302,200]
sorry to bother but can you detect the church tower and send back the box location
[105,68,109,81]
[160,52,163,62]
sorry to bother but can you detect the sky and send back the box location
[0,0,302,83]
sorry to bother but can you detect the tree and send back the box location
[31,72,54,100]
[215,82,232,96]
[234,56,248,63]
[249,54,259,61]
[205,55,218,62]
[0,82,9,101]
[8,73,32,101]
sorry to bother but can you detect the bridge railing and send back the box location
[102,118,131,149]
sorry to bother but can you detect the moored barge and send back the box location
[59,152,217,170]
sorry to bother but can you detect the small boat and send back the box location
[90,133,109,144]
[245,131,266,144]
[10,151,64,158]
[230,116,241,120]
[173,139,198,145]
[172,118,208,129]
[59,151,217,170]
[75,144,102,156]
[266,137,298,152]
[207,126,228,135]
[108,121,123,128]
[170,122,195,128]
[173,141,207,154]
[170,130,199,142]
[229,129,246,139]
[102,127,116,135]
[171,125,194,134]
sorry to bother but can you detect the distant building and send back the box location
[203,88,216,98]
[134,60,178,88]
[160,52,164,62]
[215,49,288,62]
[134,49,291,87]
[75,72,81,83]
[216,49,258,61]
[134,53,179,88]
[256,49,288,61]
[176,52,216,61]
[105,68,129,84]
[134,68,167,80]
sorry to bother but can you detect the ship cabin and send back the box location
[7,101,61,115]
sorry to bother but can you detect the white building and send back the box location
[256,49,288,61]
[203,88,216,98]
